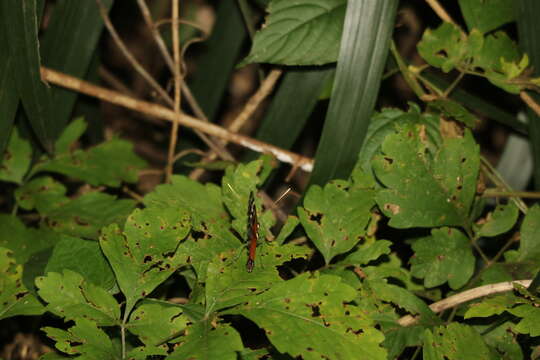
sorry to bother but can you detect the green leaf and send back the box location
[508,304,540,337]
[458,0,516,34]
[44,192,136,240]
[373,127,480,229]
[99,207,191,313]
[427,98,477,128]
[0,215,58,264]
[127,345,168,360]
[167,322,243,360]
[33,137,147,187]
[340,240,392,267]
[298,180,375,264]
[0,127,32,184]
[422,323,492,360]
[309,0,398,185]
[127,302,188,346]
[410,227,475,289]
[274,215,299,245]
[241,0,346,66]
[0,26,18,162]
[475,202,519,237]
[464,293,516,319]
[42,318,120,359]
[480,322,523,360]
[0,0,54,152]
[0,248,45,320]
[228,273,386,360]
[53,116,87,154]
[518,204,540,261]
[44,235,116,291]
[36,270,120,325]
[15,176,67,213]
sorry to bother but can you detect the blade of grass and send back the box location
[0,26,19,162]
[309,0,398,186]
[517,0,540,190]
[40,0,113,139]
[1,0,54,153]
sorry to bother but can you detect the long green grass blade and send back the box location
[1,0,54,153]
[517,0,540,190]
[40,0,113,139]
[0,26,18,162]
[189,1,246,121]
[309,0,398,186]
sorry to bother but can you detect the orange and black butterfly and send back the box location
[246,191,259,272]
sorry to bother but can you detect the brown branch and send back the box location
[520,91,540,118]
[41,66,314,172]
[424,0,456,25]
[398,279,532,326]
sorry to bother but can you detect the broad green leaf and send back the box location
[0,214,58,264]
[0,248,44,320]
[518,204,540,261]
[340,239,391,267]
[410,227,474,289]
[309,0,398,185]
[373,127,480,229]
[0,26,18,162]
[459,0,515,34]
[127,302,188,346]
[427,98,477,128]
[1,0,54,152]
[42,318,119,359]
[298,180,375,264]
[15,176,67,213]
[167,322,243,360]
[228,273,386,360]
[44,235,116,291]
[475,202,519,237]
[274,215,299,245]
[44,192,135,240]
[480,322,523,360]
[423,323,492,360]
[99,207,190,313]
[417,22,470,73]
[508,304,540,337]
[465,293,516,319]
[0,127,32,184]
[241,0,346,66]
[33,137,147,187]
[356,104,441,173]
[36,270,120,325]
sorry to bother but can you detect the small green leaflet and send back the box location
[475,202,519,237]
[410,227,475,289]
[508,304,540,337]
[0,127,32,184]
[518,204,540,261]
[373,126,479,230]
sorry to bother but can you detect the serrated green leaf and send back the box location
[167,322,243,360]
[340,239,391,267]
[465,293,516,319]
[1,0,54,152]
[0,248,45,320]
[42,318,120,359]
[44,235,116,291]
[99,207,191,313]
[428,98,477,128]
[15,176,67,213]
[475,202,519,237]
[127,302,188,346]
[508,304,540,337]
[241,0,346,66]
[518,204,540,261]
[298,180,375,264]
[33,137,147,187]
[410,227,475,289]
[44,192,136,239]
[373,127,480,229]
[418,22,470,73]
[0,127,32,184]
[459,0,515,34]
[423,323,493,360]
[228,273,386,360]
[0,215,58,264]
[36,270,120,325]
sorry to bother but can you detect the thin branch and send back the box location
[41,66,314,172]
[424,0,456,25]
[483,189,540,199]
[398,279,532,326]
[520,90,540,118]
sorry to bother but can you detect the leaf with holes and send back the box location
[298,180,375,264]
[36,270,120,325]
[410,227,475,290]
[240,0,346,66]
[167,322,243,360]
[15,176,68,214]
[373,126,480,230]
[423,323,492,359]
[99,206,191,313]
[226,273,386,360]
